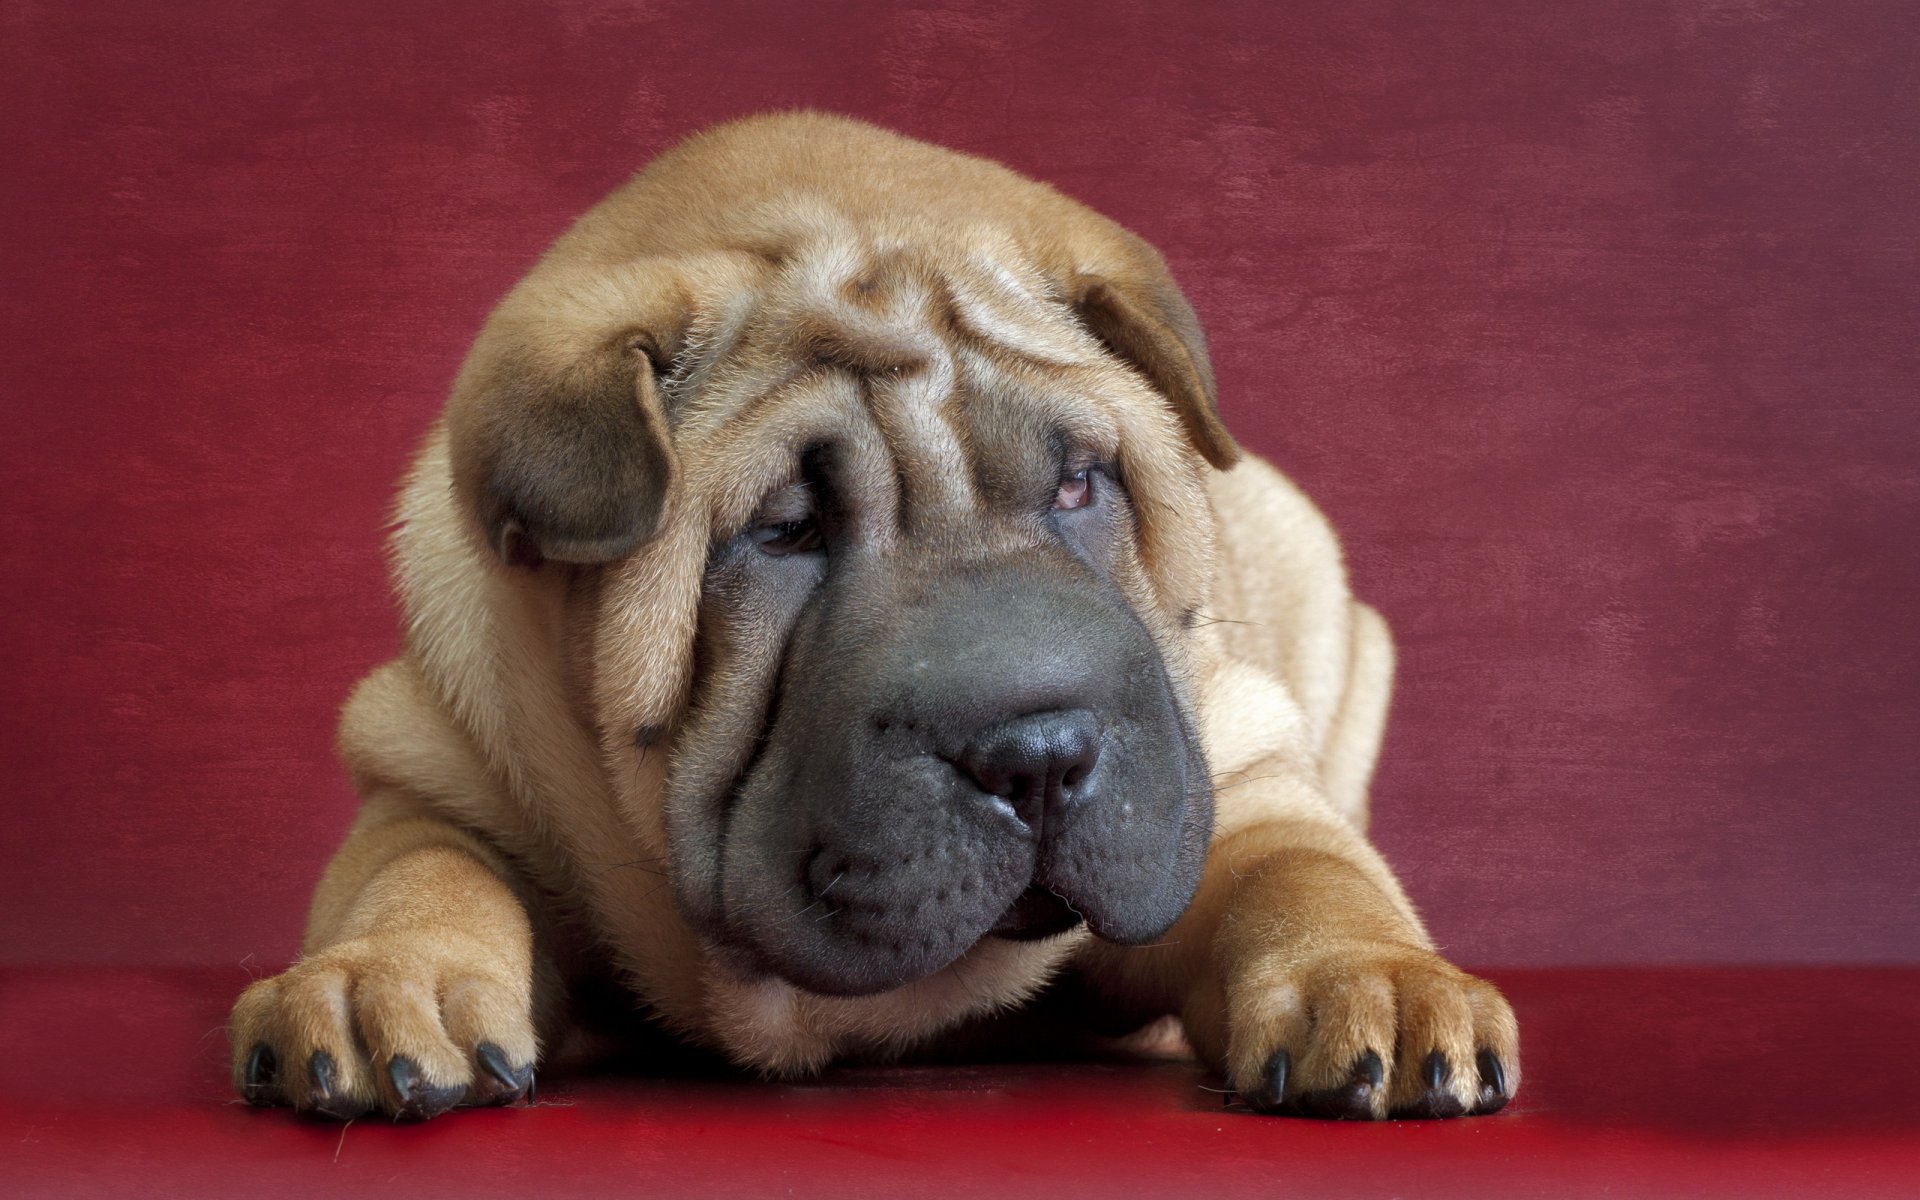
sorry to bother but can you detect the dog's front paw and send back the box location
[228,933,537,1120]
[1224,944,1518,1120]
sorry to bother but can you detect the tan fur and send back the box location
[230,112,1517,1120]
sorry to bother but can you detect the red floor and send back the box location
[3,967,1915,1198]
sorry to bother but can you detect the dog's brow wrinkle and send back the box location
[848,343,977,529]
[944,256,1090,368]
[791,319,931,379]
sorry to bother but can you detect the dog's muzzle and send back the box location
[708,556,1213,996]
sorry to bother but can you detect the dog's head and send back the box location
[445,116,1238,996]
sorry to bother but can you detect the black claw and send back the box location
[1243,1048,1290,1114]
[307,1050,371,1121]
[1391,1050,1467,1119]
[525,1069,536,1106]
[387,1055,414,1099]
[1359,1049,1384,1088]
[473,1042,535,1106]
[1474,1049,1510,1114]
[311,1050,336,1097]
[387,1055,464,1121]
[242,1043,278,1105]
[1295,1050,1384,1121]
[476,1043,516,1090]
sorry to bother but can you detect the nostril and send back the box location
[954,755,1017,800]
[954,709,1102,827]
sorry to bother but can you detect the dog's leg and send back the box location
[1193,810,1520,1118]
[1081,763,1519,1119]
[1315,601,1393,831]
[226,795,541,1120]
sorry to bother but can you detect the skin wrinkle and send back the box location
[686,247,1003,556]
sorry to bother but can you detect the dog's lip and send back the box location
[987,882,1085,941]
[710,844,1071,996]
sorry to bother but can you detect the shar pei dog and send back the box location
[228,112,1518,1122]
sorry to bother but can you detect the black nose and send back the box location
[955,709,1102,828]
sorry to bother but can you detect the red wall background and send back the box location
[3,0,1914,968]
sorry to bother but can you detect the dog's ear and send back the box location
[1066,250,1239,471]
[449,318,683,572]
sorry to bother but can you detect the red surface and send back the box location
[4,968,1916,1198]
[4,0,1916,973]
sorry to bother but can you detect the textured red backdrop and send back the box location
[3,0,1914,968]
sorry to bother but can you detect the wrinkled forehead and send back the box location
[661,226,1134,535]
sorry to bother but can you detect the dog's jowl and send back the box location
[229,112,1517,1121]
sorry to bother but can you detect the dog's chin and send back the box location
[715,885,1088,998]
[737,947,953,999]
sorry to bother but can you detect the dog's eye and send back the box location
[751,518,821,557]
[1054,469,1093,511]
[745,480,823,557]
